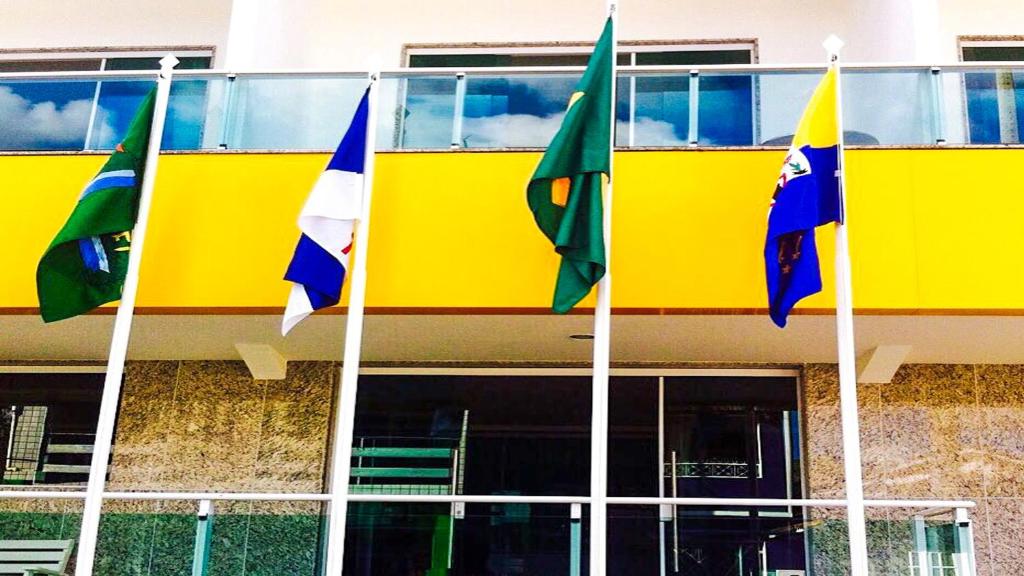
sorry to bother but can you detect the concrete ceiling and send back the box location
[2,313,1024,365]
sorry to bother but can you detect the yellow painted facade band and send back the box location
[1,150,1023,311]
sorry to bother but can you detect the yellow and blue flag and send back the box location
[765,68,842,327]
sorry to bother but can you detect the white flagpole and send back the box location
[590,3,616,575]
[323,72,380,576]
[824,35,871,576]
[74,54,179,576]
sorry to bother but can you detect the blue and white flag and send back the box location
[282,89,369,335]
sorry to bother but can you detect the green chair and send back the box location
[0,540,74,575]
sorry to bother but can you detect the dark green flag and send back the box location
[527,17,612,314]
[36,87,157,322]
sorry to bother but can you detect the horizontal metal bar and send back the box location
[0,491,87,499]
[3,61,1024,81]
[607,497,976,509]
[350,447,453,458]
[102,492,332,501]
[346,494,591,504]
[0,490,976,510]
[40,464,92,474]
[350,467,450,478]
[0,70,158,80]
[45,445,93,455]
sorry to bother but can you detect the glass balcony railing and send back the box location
[0,491,979,575]
[1,64,1023,152]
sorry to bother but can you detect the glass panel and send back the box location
[0,59,102,72]
[96,499,326,576]
[354,375,591,496]
[221,76,367,150]
[0,374,103,486]
[0,495,83,540]
[103,57,212,71]
[698,73,755,146]
[0,78,100,151]
[460,74,577,148]
[608,376,802,501]
[962,68,1024,144]
[635,49,752,66]
[608,504,848,576]
[89,79,155,149]
[843,69,936,145]
[617,73,689,147]
[344,502,587,575]
[756,70,826,146]
[377,76,457,149]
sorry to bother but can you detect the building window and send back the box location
[0,372,103,486]
[396,42,755,148]
[0,49,212,151]
[960,39,1024,144]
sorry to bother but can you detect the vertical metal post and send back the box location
[929,67,947,144]
[825,34,871,576]
[687,70,700,146]
[451,72,467,149]
[913,515,930,576]
[671,450,679,573]
[589,4,618,576]
[322,72,381,576]
[73,54,179,576]
[192,500,214,576]
[218,74,238,149]
[83,59,107,151]
[954,507,976,576]
[570,502,582,576]
[627,53,637,147]
[658,377,667,576]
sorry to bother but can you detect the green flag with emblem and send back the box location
[36,87,157,323]
[527,17,612,314]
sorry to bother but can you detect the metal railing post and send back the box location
[929,67,947,144]
[687,70,700,146]
[570,502,582,576]
[451,72,467,149]
[954,507,977,576]
[191,499,214,576]
[218,74,237,149]
[912,514,930,576]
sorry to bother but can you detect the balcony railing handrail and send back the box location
[0,489,974,510]
[2,61,1024,81]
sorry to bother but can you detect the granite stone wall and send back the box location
[109,360,337,493]
[803,363,1024,576]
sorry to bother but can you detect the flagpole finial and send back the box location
[823,35,844,60]
[607,0,617,16]
[159,54,180,71]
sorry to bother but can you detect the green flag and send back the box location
[527,17,613,314]
[36,87,157,322]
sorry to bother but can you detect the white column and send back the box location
[74,54,179,576]
[322,74,380,576]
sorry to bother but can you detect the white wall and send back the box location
[936,0,1024,61]
[2,0,1020,69]
[233,0,921,68]
[0,0,233,64]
